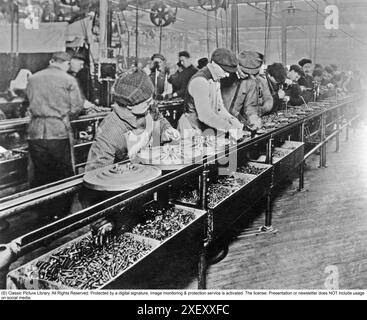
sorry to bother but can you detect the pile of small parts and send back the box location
[33,234,152,289]
[132,205,196,241]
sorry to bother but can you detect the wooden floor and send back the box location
[185,123,367,290]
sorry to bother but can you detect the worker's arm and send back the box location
[258,78,274,115]
[175,70,192,98]
[85,136,117,172]
[241,80,262,130]
[85,117,127,171]
[68,77,85,118]
[243,80,259,118]
[25,78,34,103]
[189,77,231,131]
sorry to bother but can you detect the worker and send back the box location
[149,53,169,99]
[176,51,198,98]
[85,68,180,243]
[221,50,261,131]
[298,58,314,103]
[265,63,288,112]
[179,48,244,140]
[168,61,184,95]
[284,65,304,106]
[26,51,86,188]
[167,51,198,99]
[68,52,96,104]
[298,58,314,87]
[85,68,180,172]
[322,66,335,86]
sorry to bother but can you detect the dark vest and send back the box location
[183,66,213,131]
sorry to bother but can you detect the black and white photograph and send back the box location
[0,0,366,304]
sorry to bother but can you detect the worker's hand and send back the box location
[164,127,181,141]
[228,128,244,141]
[283,96,290,103]
[248,114,262,131]
[83,100,95,109]
[91,218,115,246]
[278,89,286,99]
[284,78,293,86]
[300,85,307,92]
[236,68,248,80]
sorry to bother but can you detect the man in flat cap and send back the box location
[167,51,198,99]
[179,48,243,140]
[26,51,86,188]
[221,50,273,131]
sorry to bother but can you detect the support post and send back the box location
[230,1,238,54]
[265,138,273,228]
[345,107,350,141]
[336,107,340,152]
[319,113,327,168]
[99,0,108,59]
[261,138,276,232]
[198,166,210,290]
[299,122,305,191]
[99,0,112,107]
[322,114,327,167]
[280,2,287,65]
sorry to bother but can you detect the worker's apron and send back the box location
[124,113,157,157]
[30,114,76,174]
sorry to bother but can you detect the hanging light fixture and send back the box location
[286,0,297,15]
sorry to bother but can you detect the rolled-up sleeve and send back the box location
[85,134,117,172]
[258,78,274,115]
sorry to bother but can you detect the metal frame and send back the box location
[0,96,362,289]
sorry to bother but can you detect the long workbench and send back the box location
[0,99,185,192]
[0,95,362,290]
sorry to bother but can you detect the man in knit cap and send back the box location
[85,68,180,172]
[180,48,244,140]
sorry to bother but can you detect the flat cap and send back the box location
[211,48,238,73]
